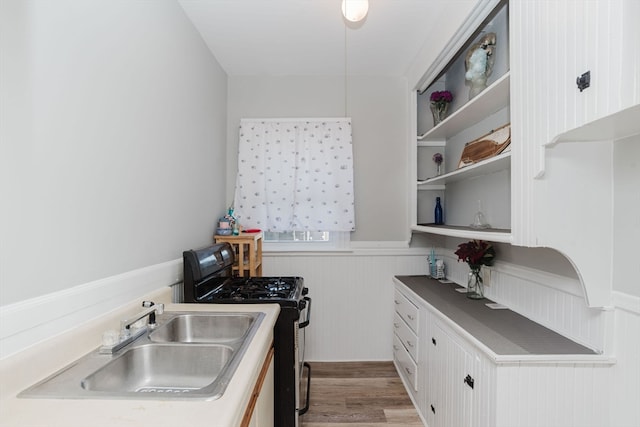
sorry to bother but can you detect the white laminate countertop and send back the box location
[0,287,280,427]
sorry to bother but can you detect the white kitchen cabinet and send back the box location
[393,276,614,427]
[392,289,421,392]
[392,287,425,421]
[411,0,640,308]
[410,0,512,242]
[244,348,274,427]
[427,317,478,427]
[509,0,640,307]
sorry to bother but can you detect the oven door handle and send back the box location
[299,296,311,329]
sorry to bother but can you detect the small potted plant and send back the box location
[429,90,453,126]
[454,239,495,299]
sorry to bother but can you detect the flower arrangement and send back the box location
[429,90,453,125]
[430,90,453,106]
[432,152,443,175]
[454,239,495,269]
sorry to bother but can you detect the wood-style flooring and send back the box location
[300,361,423,427]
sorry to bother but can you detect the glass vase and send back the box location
[467,265,484,299]
[430,102,449,126]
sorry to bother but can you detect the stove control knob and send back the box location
[298,299,307,310]
[302,287,309,296]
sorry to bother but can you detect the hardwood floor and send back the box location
[300,361,423,427]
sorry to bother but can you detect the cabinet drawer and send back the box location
[394,290,419,333]
[393,313,418,361]
[393,334,418,391]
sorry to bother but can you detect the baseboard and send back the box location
[0,259,182,359]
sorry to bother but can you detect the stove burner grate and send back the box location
[209,277,303,302]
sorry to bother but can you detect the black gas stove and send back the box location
[182,243,310,427]
[204,276,305,306]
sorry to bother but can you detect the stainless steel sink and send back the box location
[18,311,265,400]
[81,343,233,394]
[149,312,257,343]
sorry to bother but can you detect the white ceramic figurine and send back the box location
[465,32,497,99]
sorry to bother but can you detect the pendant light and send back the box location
[342,0,369,23]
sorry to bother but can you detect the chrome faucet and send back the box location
[120,301,164,334]
[99,301,164,354]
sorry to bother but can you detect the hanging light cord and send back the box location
[344,21,348,117]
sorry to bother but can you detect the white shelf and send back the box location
[418,72,511,142]
[417,183,446,191]
[417,140,446,147]
[419,151,511,186]
[411,224,512,243]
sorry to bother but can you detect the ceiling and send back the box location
[178,0,477,77]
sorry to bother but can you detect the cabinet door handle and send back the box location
[405,367,413,375]
[406,340,414,348]
[432,337,436,346]
[393,322,400,329]
[407,314,415,320]
[464,374,475,389]
[431,404,435,414]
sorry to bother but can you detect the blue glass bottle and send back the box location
[434,197,444,225]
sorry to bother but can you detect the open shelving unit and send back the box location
[418,73,510,143]
[412,0,511,243]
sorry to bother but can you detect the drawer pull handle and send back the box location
[464,374,475,389]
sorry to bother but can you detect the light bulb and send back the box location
[342,0,369,22]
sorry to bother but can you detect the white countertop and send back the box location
[0,287,280,427]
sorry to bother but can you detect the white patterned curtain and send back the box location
[233,118,355,232]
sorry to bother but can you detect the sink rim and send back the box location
[18,310,266,401]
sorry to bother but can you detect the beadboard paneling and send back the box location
[494,362,611,427]
[610,296,640,427]
[437,250,608,352]
[263,250,428,361]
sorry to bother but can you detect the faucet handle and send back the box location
[141,301,164,328]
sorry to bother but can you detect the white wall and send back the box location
[226,75,410,242]
[0,0,228,306]
[613,134,640,297]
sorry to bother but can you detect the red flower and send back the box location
[430,90,453,103]
[454,240,495,268]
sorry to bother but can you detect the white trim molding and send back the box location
[0,259,182,360]
[612,291,640,314]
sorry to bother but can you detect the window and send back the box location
[262,231,350,251]
[233,118,355,250]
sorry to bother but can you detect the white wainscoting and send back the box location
[265,245,617,360]
[610,292,640,427]
[0,260,182,360]
[263,246,429,361]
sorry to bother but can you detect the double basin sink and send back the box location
[19,311,265,401]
